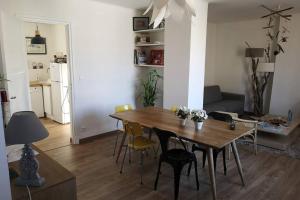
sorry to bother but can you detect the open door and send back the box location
[0,12,31,121]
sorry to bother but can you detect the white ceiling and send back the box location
[208,0,300,23]
[94,0,300,23]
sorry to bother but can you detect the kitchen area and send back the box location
[24,22,72,150]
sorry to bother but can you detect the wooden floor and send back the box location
[41,131,300,200]
[34,118,71,151]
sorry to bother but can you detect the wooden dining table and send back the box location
[110,107,253,200]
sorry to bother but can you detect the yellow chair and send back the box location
[120,121,155,184]
[170,105,178,112]
[113,104,133,156]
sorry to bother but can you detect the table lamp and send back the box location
[5,111,49,187]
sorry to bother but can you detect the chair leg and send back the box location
[222,149,227,175]
[187,161,192,176]
[174,165,183,200]
[113,132,120,156]
[154,158,162,190]
[187,145,196,175]
[202,151,206,168]
[254,132,257,155]
[194,159,199,190]
[128,147,131,164]
[140,151,144,185]
[120,145,128,174]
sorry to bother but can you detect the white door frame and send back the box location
[18,15,78,144]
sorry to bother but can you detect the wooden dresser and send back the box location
[9,146,77,200]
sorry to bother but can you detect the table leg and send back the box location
[207,147,217,200]
[116,133,127,163]
[231,140,245,186]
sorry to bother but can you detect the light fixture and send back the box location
[144,0,196,29]
[5,111,49,186]
[31,24,46,44]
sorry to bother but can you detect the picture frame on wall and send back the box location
[133,17,149,31]
[25,37,47,55]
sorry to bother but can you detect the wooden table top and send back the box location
[9,146,76,199]
[110,107,253,149]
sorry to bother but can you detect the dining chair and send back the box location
[113,104,133,156]
[188,112,231,176]
[119,121,155,184]
[153,127,199,200]
[217,111,258,154]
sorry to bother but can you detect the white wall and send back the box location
[270,13,300,117]
[164,1,208,110]
[204,23,216,86]
[205,19,268,111]
[1,0,138,140]
[205,14,300,116]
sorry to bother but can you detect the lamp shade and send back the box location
[31,35,46,44]
[5,111,49,145]
[245,48,264,58]
[257,63,275,73]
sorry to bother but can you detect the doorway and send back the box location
[22,21,74,151]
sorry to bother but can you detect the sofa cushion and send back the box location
[204,100,244,114]
[204,85,222,105]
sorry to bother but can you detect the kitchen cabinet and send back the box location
[30,86,44,117]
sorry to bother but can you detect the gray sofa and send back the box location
[203,85,245,114]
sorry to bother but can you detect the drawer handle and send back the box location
[10,96,16,99]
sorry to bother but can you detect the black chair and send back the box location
[188,112,233,176]
[153,128,199,200]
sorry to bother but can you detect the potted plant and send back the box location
[175,106,190,126]
[141,70,163,107]
[191,110,208,131]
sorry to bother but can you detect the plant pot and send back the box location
[194,121,203,131]
[179,118,187,127]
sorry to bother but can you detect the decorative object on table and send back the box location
[133,17,149,31]
[244,5,294,116]
[26,37,47,54]
[5,111,49,187]
[175,106,190,126]
[229,121,236,130]
[150,49,164,65]
[143,0,196,28]
[141,69,163,107]
[191,110,208,131]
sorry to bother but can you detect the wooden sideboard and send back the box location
[9,146,77,200]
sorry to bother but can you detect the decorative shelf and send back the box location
[135,64,164,68]
[134,28,165,33]
[135,43,164,47]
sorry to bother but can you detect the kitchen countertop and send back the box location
[30,81,51,87]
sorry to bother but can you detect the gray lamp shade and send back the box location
[245,48,264,58]
[5,111,49,145]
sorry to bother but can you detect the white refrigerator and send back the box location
[50,63,70,124]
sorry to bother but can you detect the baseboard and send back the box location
[79,130,119,144]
